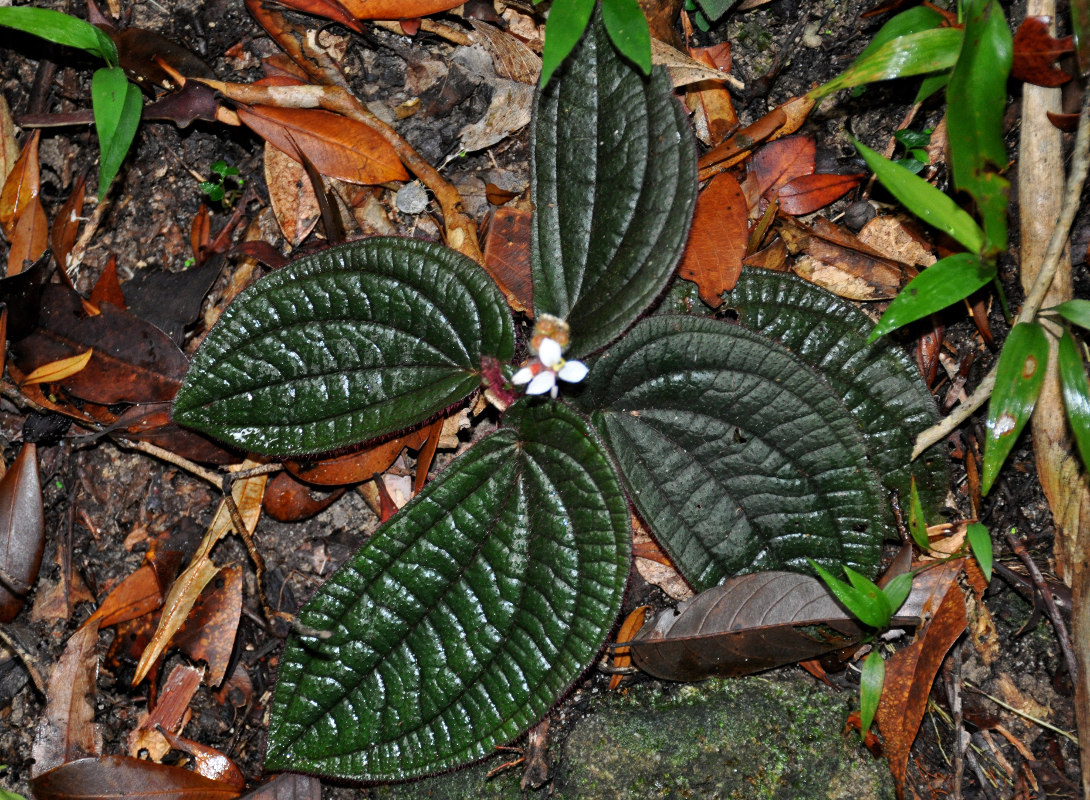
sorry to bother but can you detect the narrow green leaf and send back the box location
[581,316,888,591]
[855,6,946,65]
[908,478,930,550]
[1047,300,1090,332]
[914,72,950,104]
[809,28,963,100]
[1058,328,1090,473]
[691,0,736,24]
[540,0,596,87]
[601,0,651,73]
[982,322,1049,494]
[945,0,1012,254]
[723,268,950,520]
[859,651,886,737]
[966,523,993,582]
[844,565,893,623]
[854,139,985,254]
[881,572,913,615]
[174,237,515,455]
[533,7,696,357]
[91,67,142,201]
[0,7,117,65]
[868,253,995,342]
[810,561,888,629]
[266,403,631,780]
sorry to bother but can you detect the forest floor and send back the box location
[0,0,1085,798]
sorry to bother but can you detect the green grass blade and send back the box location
[0,7,117,65]
[868,253,994,342]
[855,139,985,253]
[859,651,885,738]
[91,67,142,201]
[1058,328,1090,473]
[810,561,888,629]
[908,478,930,550]
[982,322,1049,494]
[966,523,993,582]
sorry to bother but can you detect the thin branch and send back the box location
[965,683,1080,744]
[912,89,1090,459]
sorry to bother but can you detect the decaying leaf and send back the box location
[459,78,534,153]
[263,472,346,522]
[155,727,246,790]
[1011,15,1073,87]
[88,256,127,310]
[610,605,649,690]
[338,0,463,19]
[238,773,321,800]
[237,104,408,185]
[482,205,534,314]
[50,174,87,274]
[746,134,816,202]
[20,349,94,387]
[466,19,541,84]
[776,173,863,216]
[31,619,102,778]
[0,93,18,190]
[265,142,320,246]
[876,560,967,798]
[283,428,431,486]
[677,171,748,306]
[7,193,48,276]
[173,564,244,687]
[686,43,737,146]
[127,663,203,761]
[0,129,40,239]
[0,442,45,622]
[30,755,241,800]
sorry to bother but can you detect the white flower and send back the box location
[511,336,588,399]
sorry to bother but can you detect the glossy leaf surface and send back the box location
[1058,328,1090,473]
[580,315,887,591]
[982,322,1049,494]
[540,0,595,87]
[868,252,995,341]
[266,402,631,780]
[859,651,885,737]
[174,238,514,455]
[91,66,142,201]
[0,7,118,65]
[723,268,948,517]
[532,9,696,357]
[966,522,993,582]
[1048,299,1090,331]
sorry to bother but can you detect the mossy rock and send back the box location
[370,676,894,800]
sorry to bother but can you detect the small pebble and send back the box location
[396,181,429,215]
[843,199,876,232]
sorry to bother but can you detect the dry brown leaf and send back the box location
[133,468,267,685]
[50,175,87,274]
[7,194,48,276]
[338,0,462,19]
[285,427,431,486]
[482,205,533,314]
[0,129,40,239]
[466,19,541,84]
[263,472,346,522]
[459,78,534,152]
[31,618,102,778]
[174,564,244,686]
[685,44,737,145]
[30,756,241,800]
[265,142,320,245]
[776,173,862,216]
[651,37,744,89]
[85,563,163,629]
[127,663,203,761]
[857,215,936,268]
[632,519,692,602]
[20,349,94,387]
[0,94,18,190]
[88,255,127,311]
[0,442,45,623]
[677,171,748,306]
[237,104,408,185]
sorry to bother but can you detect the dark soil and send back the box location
[0,0,1083,798]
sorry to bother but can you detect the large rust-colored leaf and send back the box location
[0,129,40,239]
[263,472,345,522]
[0,442,44,622]
[876,560,967,798]
[747,134,816,201]
[482,205,534,314]
[676,171,748,306]
[338,0,462,19]
[1011,15,1073,87]
[776,173,864,216]
[11,284,188,405]
[30,756,241,800]
[7,193,48,276]
[89,255,127,311]
[85,563,163,629]
[236,105,408,185]
[629,567,952,681]
[31,619,102,777]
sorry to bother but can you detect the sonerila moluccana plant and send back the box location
[173,7,948,782]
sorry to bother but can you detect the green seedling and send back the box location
[200,159,245,206]
[0,7,141,200]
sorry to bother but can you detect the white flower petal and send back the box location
[526,370,557,395]
[511,366,536,385]
[537,337,562,367]
[557,360,588,383]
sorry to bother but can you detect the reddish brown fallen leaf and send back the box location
[263,471,346,522]
[254,0,364,32]
[876,560,967,799]
[239,773,320,800]
[1047,110,1080,131]
[128,663,203,761]
[86,563,163,629]
[338,0,462,19]
[686,44,737,145]
[1011,16,1073,87]
[697,108,786,173]
[776,173,863,216]
[742,237,789,271]
[30,755,241,800]
[264,143,320,246]
[284,427,431,486]
[50,174,87,274]
[413,417,445,495]
[173,564,244,687]
[11,284,188,405]
[8,194,48,276]
[31,618,102,778]
[677,171,748,306]
[190,205,211,263]
[747,134,815,202]
[157,728,246,791]
[482,205,533,314]
[485,183,519,205]
[236,104,408,185]
[0,442,45,622]
[89,256,128,311]
[0,129,40,239]
[610,605,649,690]
[779,215,914,300]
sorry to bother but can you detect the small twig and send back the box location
[0,627,45,695]
[965,683,1080,744]
[220,479,288,633]
[944,644,966,800]
[912,89,1090,459]
[1004,530,1079,681]
[119,438,223,487]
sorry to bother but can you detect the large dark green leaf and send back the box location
[531,8,696,358]
[579,315,888,592]
[174,238,513,455]
[266,402,631,781]
[723,268,948,517]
